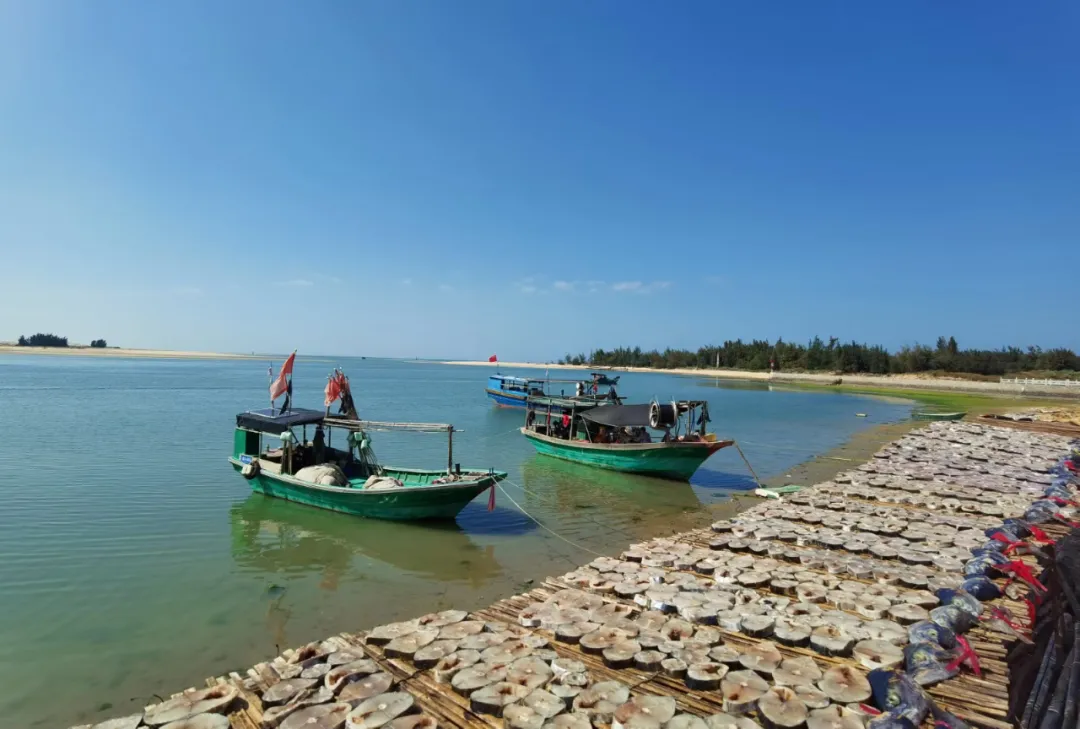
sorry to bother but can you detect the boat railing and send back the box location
[323,417,456,433]
[323,417,460,471]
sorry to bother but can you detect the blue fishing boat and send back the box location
[486,375,549,408]
[486,374,622,410]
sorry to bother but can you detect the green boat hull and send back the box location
[230,461,504,520]
[912,411,966,421]
[521,429,731,481]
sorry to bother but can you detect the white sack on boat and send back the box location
[363,475,404,490]
[295,464,348,486]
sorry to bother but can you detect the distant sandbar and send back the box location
[0,345,267,360]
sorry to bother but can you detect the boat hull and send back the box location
[912,411,966,421]
[521,429,731,481]
[486,389,528,408]
[230,461,504,520]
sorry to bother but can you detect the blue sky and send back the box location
[1,2,1077,360]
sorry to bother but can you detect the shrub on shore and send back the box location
[17,333,69,347]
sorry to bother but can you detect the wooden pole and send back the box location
[447,427,454,474]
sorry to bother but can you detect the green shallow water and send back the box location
[0,355,910,727]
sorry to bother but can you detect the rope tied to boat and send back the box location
[495,482,607,557]
[733,441,764,489]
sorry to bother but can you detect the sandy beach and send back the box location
[0,344,266,360]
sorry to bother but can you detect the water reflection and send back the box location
[230,495,504,589]
[520,456,704,513]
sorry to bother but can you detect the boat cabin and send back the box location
[525,398,714,445]
[232,408,463,486]
[233,408,361,478]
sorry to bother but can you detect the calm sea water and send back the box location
[0,355,910,727]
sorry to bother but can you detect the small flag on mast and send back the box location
[270,351,296,401]
[488,354,497,363]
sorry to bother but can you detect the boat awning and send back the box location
[580,403,676,428]
[236,408,326,434]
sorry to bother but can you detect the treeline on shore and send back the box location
[559,336,1080,376]
[16,333,108,348]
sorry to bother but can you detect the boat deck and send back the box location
[73,420,1079,729]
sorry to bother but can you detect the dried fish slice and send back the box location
[634,649,666,671]
[433,650,480,684]
[544,715,591,729]
[505,691,566,729]
[384,629,439,660]
[144,686,239,727]
[161,714,232,729]
[817,666,871,704]
[662,657,689,678]
[413,640,459,669]
[886,604,929,625]
[758,687,808,729]
[450,664,507,696]
[612,695,677,729]
[738,641,782,674]
[506,657,554,690]
[460,632,510,651]
[796,583,827,604]
[339,674,396,707]
[367,622,419,647]
[794,685,830,711]
[805,705,863,729]
[705,713,763,729]
[741,615,775,638]
[810,626,854,657]
[851,640,903,670]
[470,682,532,717]
[854,596,891,621]
[326,661,380,693]
[722,670,770,714]
[345,693,416,729]
[686,662,730,690]
[668,717,709,729]
[774,618,811,648]
[772,656,822,687]
[388,717,437,729]
[438,621,485,641]
[555,621,600,644]
[264,680,318,707]
[482,639,536,664]
[572,681,631,724]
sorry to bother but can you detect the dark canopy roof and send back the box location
[580,403,675,429]
[236,408,325,434]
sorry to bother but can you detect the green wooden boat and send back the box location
[911,411,967,421]
[230,379,506,520]
[522,398,733,481]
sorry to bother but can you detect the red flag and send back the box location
[270,351,296,400]
[488,354,497,362]
[324,373,342,407]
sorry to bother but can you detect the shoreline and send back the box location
[438,359,1080,400]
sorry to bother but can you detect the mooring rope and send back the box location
[733,441,764,489]
[495,481,607,557]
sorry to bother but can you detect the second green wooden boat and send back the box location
[522,398,733,481]
[912,411,966,421]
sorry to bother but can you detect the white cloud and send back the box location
[553,280,574,291]
[438,283,455,293]
[172,286,202,296]
[611,281,671,294]
[705,275,727,286]
[279,279,314,287]
[402,278,413,286]
[519,285,538,294]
